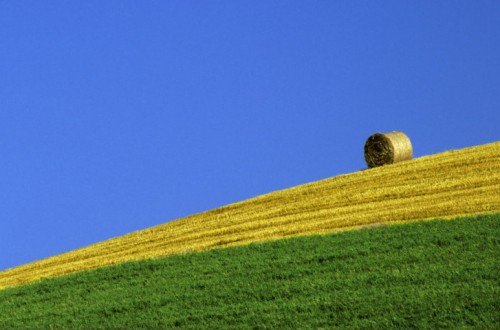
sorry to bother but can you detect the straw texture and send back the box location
[364,131,413,168]
[0,142,498,289]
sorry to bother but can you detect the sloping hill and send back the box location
[0,142,499,289]
[0,214,498,329]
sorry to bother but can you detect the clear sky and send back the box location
[1,1,499,271]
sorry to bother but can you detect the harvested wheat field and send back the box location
[0,142,499,289]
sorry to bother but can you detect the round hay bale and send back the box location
[364,131,413,168]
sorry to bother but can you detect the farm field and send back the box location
[0,214,498,329]
[0,141,499,289]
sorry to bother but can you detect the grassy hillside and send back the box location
[1,214,498,329]
[0,142,499,289]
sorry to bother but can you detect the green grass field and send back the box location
[1,213,498,329]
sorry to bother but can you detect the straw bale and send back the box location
[364,131,413,168]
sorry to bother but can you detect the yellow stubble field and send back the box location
[0,142,498,289]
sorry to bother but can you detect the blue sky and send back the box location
[1,1,499,271]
